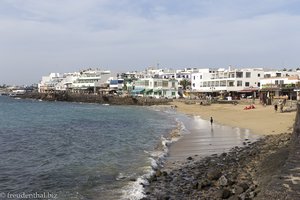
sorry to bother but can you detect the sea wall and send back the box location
[19,92,172,106]
[258,103,300,199]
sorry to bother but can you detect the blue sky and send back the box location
[1,0,300,85]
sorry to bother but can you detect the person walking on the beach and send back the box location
[274,104,278,112]
[210,117,213,125]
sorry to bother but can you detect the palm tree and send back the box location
[180,79,191,90]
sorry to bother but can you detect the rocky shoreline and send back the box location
[17,92,172,106]
[142,131,293,200]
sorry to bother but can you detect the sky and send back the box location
[1,0,300,85]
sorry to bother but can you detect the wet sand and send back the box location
[164,101,296,165]
[167,116,260,163]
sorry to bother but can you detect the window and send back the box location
[192,83,195,87]
[162,81,168,87]
[258,82,260,87]
[236,72,243,78]
[215,81,219,87]
[154,81,158,87]
[245,82,250,87]
[193,76,196,80]
[145,80,149,86]
[220,81,226,86]
[275,80,279,85]
[258,74,261,77]
[246,72,251,78]
[280,80,284,85]
[276,73,281,77]
[200,75,202,79]
[228,81,234,87]
[172,92,175,96]
[172,82,175,88]
[203,82,207,87]
[237,81,243,86]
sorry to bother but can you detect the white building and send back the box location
[191,67,264,94]
[260,72,300,89]
[132,78,179,98]
[55,72,80,91]
[70,69,110,90]
[260,70,300,99]
[109,78,124,91]
[38,69,111,93]
[38,73,63,93]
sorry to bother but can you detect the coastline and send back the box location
[142,102,297,199]
[17,92,172,106]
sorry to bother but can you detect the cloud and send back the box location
[0,0,300,84]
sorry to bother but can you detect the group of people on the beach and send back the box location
[274,99,286,113]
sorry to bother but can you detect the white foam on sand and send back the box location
[120,117,185,200]
[120,177,148,200]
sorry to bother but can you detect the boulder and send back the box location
[218,175,228,186]
[207,169,222,181]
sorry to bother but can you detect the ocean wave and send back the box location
[120,120,185,200]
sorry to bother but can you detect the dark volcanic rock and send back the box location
[207,169,222,181]
[143,131,294,200]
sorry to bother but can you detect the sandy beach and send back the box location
[170,100,296,135]
[143,102,299,199]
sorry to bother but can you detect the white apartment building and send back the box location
[260,70,300,99]
[38,73,63,93]
[55,72,80,91]
[132,78,179,98]
[260,72,300,88]
[191,67,264,93]
[71,69,111,90]
[38,69,111,93]
[158,69,192,83]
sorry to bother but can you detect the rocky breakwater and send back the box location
[19,92,172,106]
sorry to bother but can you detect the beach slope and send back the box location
[170,101,296,135]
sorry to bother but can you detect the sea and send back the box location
[0,96,259,200]
[0,96,182,200]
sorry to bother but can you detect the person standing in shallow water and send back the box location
[210,117,213,125]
